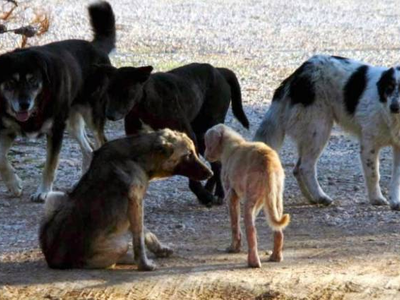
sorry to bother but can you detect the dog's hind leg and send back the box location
[93,126,107,150]
[0,133,22,197]
[116,229,173,265]
[68,112,93,173]
[269,230,284,262]
[360,137,387,206]
[244,195,261,268]
[292,116,334,206]
[31,127,64,203]
[86,235,130,269]
[293,158,315,203]
[86,115,107,150]
[390,146,400,210]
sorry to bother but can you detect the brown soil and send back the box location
[1,1,400,299]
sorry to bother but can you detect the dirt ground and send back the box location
[1,0,400,299]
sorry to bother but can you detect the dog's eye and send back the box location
[387,84,395,93]
[4,79,16,90]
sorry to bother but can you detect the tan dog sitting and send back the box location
[204,124,290,268]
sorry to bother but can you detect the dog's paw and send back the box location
[154,246,173,258]
[247,255,261,268]
[370,197,388,206]
[198,193,215,207]
[30,192,48,203]
[138,260,157,271]
[5,175,23,197]
[268,252,283,262]
[315,196,333,206]
[226,244,241,253]
[390,201,400,211]
[213,196,224,206]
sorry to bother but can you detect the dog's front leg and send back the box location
[0,133,22,196]
[360,138,387,206]
[128,186,156,271]
[225,188,242,253]
[144,229,173,258]
[31,128,64,203]
[389,146,400,210]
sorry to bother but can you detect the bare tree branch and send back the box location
[0,0,50,47]
[3,0,18,5]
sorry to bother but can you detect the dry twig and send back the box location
[0,0,50,47]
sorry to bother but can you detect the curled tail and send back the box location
[89,1,116,54]
[218,68,250,129]
[264,172,290,231]
[253,78,289,150]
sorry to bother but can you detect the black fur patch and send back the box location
[332,55,350,63]
[288,61,315,106]
[343,65,368,115]
[272,77,290,102]
[377,68,396,103]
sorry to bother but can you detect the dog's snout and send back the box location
[106,111,124,121]
[106,114,117,121]
[19,100,31,111]
[390,103,400,113]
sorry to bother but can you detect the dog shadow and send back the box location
[0,256,248,288]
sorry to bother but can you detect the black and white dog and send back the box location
[255,55,400,211]
[0,1,115,202]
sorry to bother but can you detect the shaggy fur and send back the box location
[39,128,213,271]
[90,62,250,207]
[254,54,400,211]
[0,1,115,202]
[205,124,290,268]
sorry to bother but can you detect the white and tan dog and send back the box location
[205,124,290,268]
[255,55,400,211]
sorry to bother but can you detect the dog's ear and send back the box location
[87,64,116,98]
[205,127,223,159]
[154,140,174,158]
[94,64,117,76]
[135,66,153,82]
[138,119,155,134]
[377,67,396,103]
[33,52,50,84]
[119,66,153,83]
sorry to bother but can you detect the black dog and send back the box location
[92,63,249,206]
[0,1,115,202]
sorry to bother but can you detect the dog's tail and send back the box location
[264,172,290,231]
[89,1,116,54]
[40,192,68,240]
[39,192,73,269]
[218,68,250,129]
[253,77,290,150]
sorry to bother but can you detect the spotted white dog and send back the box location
[255,54,400,211]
